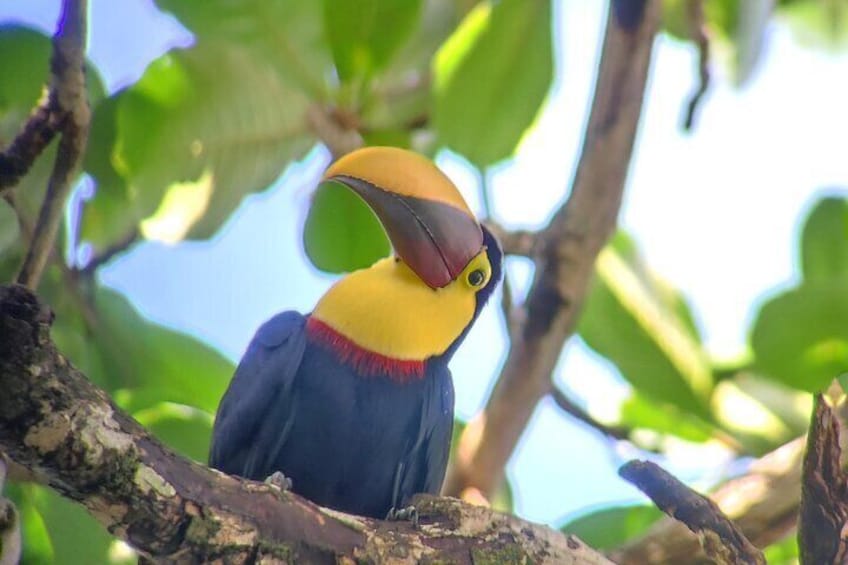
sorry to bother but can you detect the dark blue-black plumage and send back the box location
[209,227,502,518]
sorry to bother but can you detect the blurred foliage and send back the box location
[1,0,847,561]
[559,504,663,550]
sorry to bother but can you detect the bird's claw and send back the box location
[386,505,419,528]
[264,471,293,491]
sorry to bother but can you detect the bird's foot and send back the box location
[264,471,293,492]
[386,505,419,529]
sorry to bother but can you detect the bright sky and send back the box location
[3,0,848,527]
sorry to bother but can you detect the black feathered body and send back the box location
[210,226,502,518]
[209,312,454,518]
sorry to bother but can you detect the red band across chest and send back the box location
[305,317,426,381]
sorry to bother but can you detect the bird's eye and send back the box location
[467,269,486,287]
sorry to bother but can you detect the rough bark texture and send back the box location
[620,460,765,565]
[0,283,618,564]
[798,395,848,564]
[610,437,805,564]
[444,0,661,499]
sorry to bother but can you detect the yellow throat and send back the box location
[311,252,492,361]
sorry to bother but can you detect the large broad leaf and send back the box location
[619,392,715,444]
[361,0,472,136]
[303,180,391,273]
[778,0,848,49]
[323,0,422,82]
[800,196,848,282]
[433,0,553,166]
[559,504,663,550]
[751,282,848,392]
[133,401,214,462]
[578,235,714,419]
[83,42,315,246]
[7,484,126,565]
[93,286,234,413]
[155,0,331,98]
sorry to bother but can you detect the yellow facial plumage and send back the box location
[311,249,493,360]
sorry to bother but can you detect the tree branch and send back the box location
[609,436,808,563]
[619,460,765,565]
[444,0,660,499]
[549,386,632,442]
[682,0,710,131]
[0,283,617,564]
[15,0,91,290]
[798,394,848,564]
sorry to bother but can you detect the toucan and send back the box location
[209,146,502,519]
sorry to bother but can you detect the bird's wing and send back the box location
[209,311,307,478]
[394,365,455,508]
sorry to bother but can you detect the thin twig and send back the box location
[306,104,363,160]
[444,1,660,499]
[483,222,537,258]
[682,0,710,131]
[549,386,631,442]
[16,0,90,290]
[620,460,766,565]
[0,92,62,195]
[80,228,139,275]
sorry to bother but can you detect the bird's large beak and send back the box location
[324,147,484,289]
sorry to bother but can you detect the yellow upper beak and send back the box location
[324,147,484,289]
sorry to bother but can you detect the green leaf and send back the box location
[800,196,848,282]
[360,0,470,135]
[155,0,331,98]
[87,42,315,243]
[619,392,715,443]
[751,281,848,392]
[9,484,118,565]
[93,285,234,413]
[134,401,214,462]
[778,0,848,49]
[560,505,663,550]
[763,534,799,565]
[323,0,422,82]
[82,95,136,254]
[578,235,713,418]
[6,483,53,564]
[303,180,391,273]
[0,198,19,254]
[433,0,553,166]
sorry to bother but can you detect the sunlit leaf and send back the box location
[303,180,391,273]
[559,504,663,550]
[800,195,848,282]
[778,0,848,49]
[323,0,422,82]
[154,0,331,98]
[751,282,848,392]
[579,235,714,419]
[361,0,471,134]
[84,42,315,244]
[619,392,715,443]
[763,533,799,564]
[433,0,553,166]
